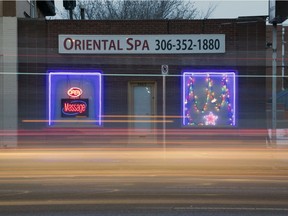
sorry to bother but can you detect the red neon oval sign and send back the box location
[67,87,83,98]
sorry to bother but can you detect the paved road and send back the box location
[0,147,288,215]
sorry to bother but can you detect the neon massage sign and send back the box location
[61,99,89,117]
[61,87,89,117]
[48,71,102,126]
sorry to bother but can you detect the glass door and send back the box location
[128,82,156,144]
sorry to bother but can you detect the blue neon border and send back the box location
[48,70,102,126]
[182,70,237,127]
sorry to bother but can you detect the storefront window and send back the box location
[182,71,236,127]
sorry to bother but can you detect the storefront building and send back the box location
[17,17,267,144]
[0,0,56,148]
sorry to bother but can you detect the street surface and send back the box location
[0,146,288,215]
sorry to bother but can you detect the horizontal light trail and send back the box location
[0,71,288,78]
[22,119,173,123]
[1,128,270,134]
[1,128,270,136]
[174,207,288,212]
[1,147,287,181]
[0,200,288,208]
[101,115,182,118]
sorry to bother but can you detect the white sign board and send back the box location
[58,34,225,54]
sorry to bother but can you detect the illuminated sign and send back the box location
[182,71,237,127]
[61,99,89,117]
[48,71,102,126]
[67,87,83,98]
[58,34,225,54]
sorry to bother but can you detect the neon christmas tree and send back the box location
[183,72,236,126]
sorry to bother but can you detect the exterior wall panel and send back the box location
[17,18,267,137]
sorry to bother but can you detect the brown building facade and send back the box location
[17,17,268,143]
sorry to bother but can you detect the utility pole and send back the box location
[30,0,36,18]
[63,0,76,20]
[282,25,285,90]
[268,0,288,144]
[161,65,168,155]
[272,23,277,143]
[80,8,85,20]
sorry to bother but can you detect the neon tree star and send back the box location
[203,112,218,125]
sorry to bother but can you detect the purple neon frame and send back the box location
[48,71,102,126]
[182,71,237,127]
